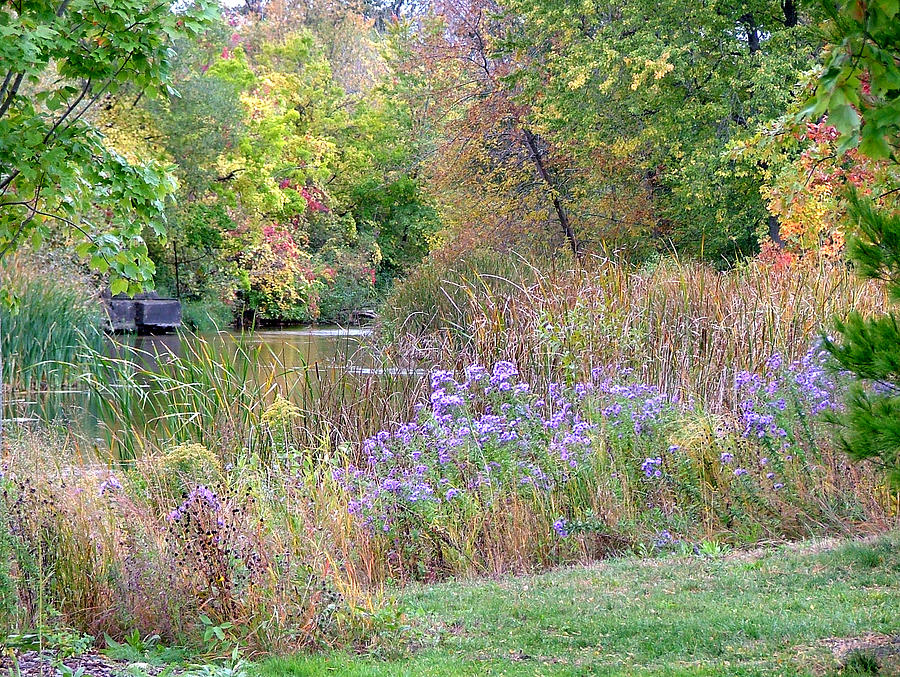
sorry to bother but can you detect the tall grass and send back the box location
[381,252,887,410]
[0,430,382,652]
[78,332,426,461]
[0,253,894,651]
[0,256,103,392]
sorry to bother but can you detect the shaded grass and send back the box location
[256,533,900,676]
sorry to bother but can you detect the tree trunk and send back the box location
[521,128,580,257]
[782,0,798,27]
[768,215,784,248]
[740,13,760,54]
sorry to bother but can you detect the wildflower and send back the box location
[654,530,674,549]
[430,370,457,390]
[444,487,460,501]
[773,483,784,490]
[641,457,663,478]
[464,364,486,383]
[720,452,734,464]
[168,485,220,523]
[552,518,568,538]
[98,475,123,496]
[734,468,748,477]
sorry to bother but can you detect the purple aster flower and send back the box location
[98,475,122,496]
[641,457,663,478]
[654,530,673,547]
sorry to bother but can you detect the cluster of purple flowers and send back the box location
[339,362,612,532]
[168,485,222,524]
[641,456,662,478]
[552,518,568,538]
[594,375,670,437]
[98,475,123,497]
[735,345,837,447]
[729,344,841,490]
[340,345,841,537]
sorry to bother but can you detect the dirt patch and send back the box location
[818,633,900,675]
[0,650,180,676]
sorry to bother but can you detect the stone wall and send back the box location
[104,292,181,333]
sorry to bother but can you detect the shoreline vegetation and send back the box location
[1,0,899,671]
[0,251,897,673]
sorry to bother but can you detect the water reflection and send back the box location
[118,326,375,373]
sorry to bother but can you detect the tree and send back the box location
[152,13,438,324]
[0,0,213,436]
[0,0,214,291]
[97,23,248,324]
[741,113,898,265]
[825,198,900,486]
[390,0,589,257]
[504,0,826,263]
[814,0,900,485]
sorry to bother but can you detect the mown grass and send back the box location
[256,533,900,676]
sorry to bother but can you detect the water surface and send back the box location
[4,325,378,430]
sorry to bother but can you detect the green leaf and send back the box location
[110,278,129,296]
[858,130,892,159]
[875,0,899,18]
[828,104,860,136]
[89,255,110,273]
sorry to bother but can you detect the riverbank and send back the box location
[1,256,897,667]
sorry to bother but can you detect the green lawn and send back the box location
[256,534,900,676]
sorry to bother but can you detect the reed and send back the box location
[0,254,892,650]
[381,252,887,410]
[0,429,382,651]
[77,331,427,461]
[0,256,103,392]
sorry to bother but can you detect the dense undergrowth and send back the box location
[0,253,896,653]
[381,252,887,410]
